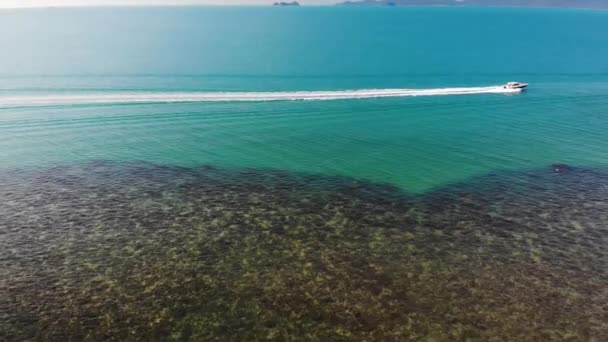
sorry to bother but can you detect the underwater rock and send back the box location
[552,163,572,173]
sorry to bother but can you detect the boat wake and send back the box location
[0,86,522,107]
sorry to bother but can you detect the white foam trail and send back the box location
[0,86,521,107]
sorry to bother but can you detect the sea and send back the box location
[1,6,607,340]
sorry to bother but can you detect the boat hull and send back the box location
[504,82,528,90]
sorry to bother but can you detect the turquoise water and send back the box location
[2,6,608,340]
[2,6,608,193]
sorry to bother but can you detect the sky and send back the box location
[0,0,337,7]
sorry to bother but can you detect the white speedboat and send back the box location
[504,81,528,90]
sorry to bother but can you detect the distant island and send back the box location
[273,1,301,6]
[338,0,608,9]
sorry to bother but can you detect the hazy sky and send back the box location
[0,0,337,7]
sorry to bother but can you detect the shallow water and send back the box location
[1,162,607,340]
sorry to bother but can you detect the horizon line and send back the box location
[1,3,605,10]
[0,1,335,9]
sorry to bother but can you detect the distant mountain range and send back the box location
[338,0,608,9]
[273,1,301,6]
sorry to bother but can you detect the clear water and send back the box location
[2,6,608,193]
[1,6,607,340]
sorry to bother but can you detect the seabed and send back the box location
[1,161,607,340]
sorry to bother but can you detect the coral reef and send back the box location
[1,162,606,340]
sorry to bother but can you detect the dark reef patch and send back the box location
[1,162,607,341]
[552,163,573,173]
